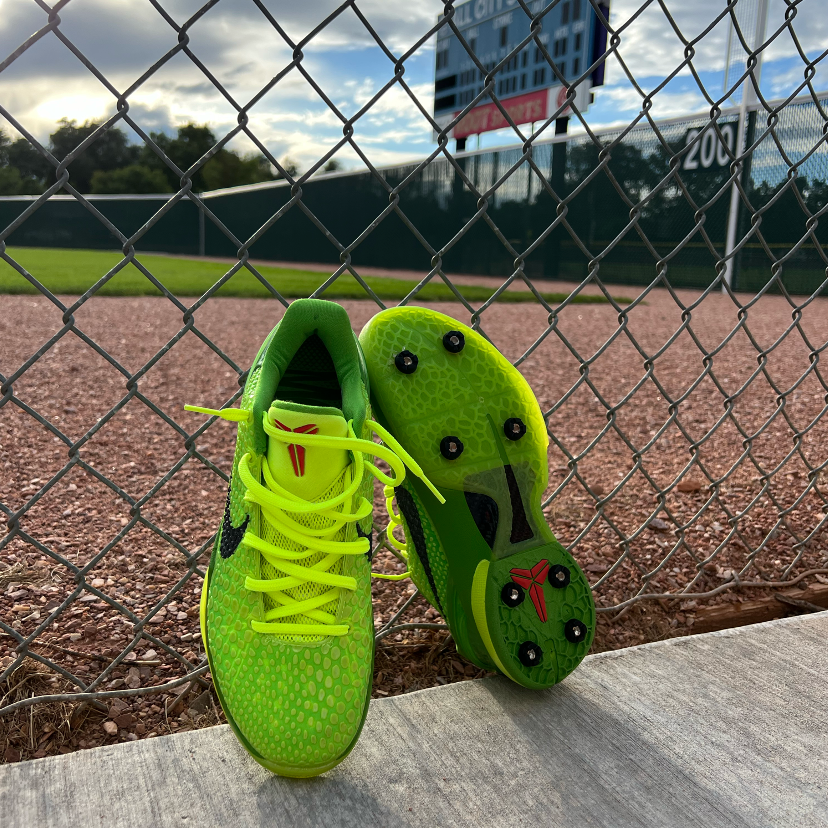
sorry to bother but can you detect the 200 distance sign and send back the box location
[681,124,736,172]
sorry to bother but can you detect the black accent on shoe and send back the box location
[394,350,418,374]
[501,581,525,608]
[440,436,464,460]
[464,491,499,549]
[503,417,527,441]
[504,464,534,543]
[357,524,374,561]
[219,487,249,559]
[442,331,465,353]
[394,486,444,615]
[549,564,571,589]
[564,618,588,643]
[518,640,543,667]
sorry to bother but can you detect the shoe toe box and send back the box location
[206,573,374,775]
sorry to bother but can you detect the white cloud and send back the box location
[604,0,828,102]
[597,86,707,120]
[35,94,111,125]
[1,0,826,175]
[0,0,444,174]
[605,0,730,81]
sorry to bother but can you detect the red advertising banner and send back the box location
[453,86,570,138]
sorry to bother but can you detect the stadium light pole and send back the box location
[722,0,769,293]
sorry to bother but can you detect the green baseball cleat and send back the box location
[186,299,441,776]
[359,307,595,690]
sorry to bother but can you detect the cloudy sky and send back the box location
[0,0,826,174]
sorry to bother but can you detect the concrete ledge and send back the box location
[3,613,827,828]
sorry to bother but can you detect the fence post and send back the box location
[545,116,569,280]
[198,202,206,257]
[723,0,768,292]
[731,109,758,292]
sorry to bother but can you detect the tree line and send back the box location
[0,119,338,195]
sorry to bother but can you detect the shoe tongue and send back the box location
[266,402,349,501]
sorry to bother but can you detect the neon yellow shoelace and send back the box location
[186,405,443,637]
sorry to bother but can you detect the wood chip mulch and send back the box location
[2,288,827,763]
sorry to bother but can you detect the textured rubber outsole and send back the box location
[474,545,595,688]
[200,565,374,778]
[360,306,595,689]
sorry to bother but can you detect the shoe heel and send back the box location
[472,546,595,689]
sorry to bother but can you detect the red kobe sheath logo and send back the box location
[271,419,318,476]
[510,559,550,622]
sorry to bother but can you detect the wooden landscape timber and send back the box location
[692,583,828,634]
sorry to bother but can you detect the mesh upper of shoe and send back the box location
[255,401,355,643]
[259,471,348,643]
[205,338,375,770]
[207,448,374,770]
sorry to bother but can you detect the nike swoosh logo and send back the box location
[394,486,444,615]
[219,488,249,559]
[357,524,374,561]
[504,464,534,544]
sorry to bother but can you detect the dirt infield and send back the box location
[2,288,828,761]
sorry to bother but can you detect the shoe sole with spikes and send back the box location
[359,307,595,689]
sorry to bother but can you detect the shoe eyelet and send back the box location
[504,417,526,441]
[442,330,465,353]
[501,581,525,607]
[518,640,543,667]
[564,618,588,644]
[440,435,464,460]
[548,564,571,588]
[394,350,418,374]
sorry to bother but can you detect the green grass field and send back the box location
[0,247,627,304]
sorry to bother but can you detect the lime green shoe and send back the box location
[359,307,595,690]
[186,299,441,777]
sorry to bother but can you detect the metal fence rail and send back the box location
[2,0,828,730]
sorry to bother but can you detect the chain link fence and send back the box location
[2,0,828,757]
[5,89,827,291]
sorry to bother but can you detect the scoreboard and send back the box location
[434,0,609,139]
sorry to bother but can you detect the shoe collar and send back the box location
[251,299,367,455]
